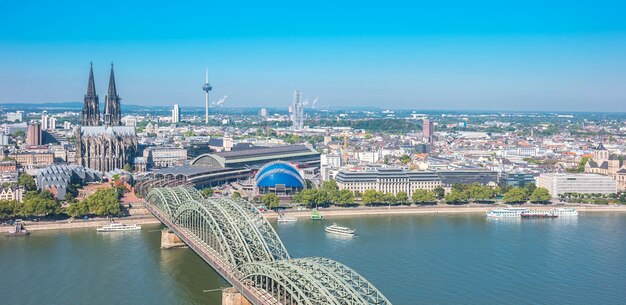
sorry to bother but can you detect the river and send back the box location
[2,212,626,304]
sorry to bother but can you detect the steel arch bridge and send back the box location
[145,186,391,305]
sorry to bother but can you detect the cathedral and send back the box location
[76,63,138,172]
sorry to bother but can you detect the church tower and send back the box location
[82,63,100,126]
[104,63,122,126]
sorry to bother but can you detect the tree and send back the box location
[503,187,527,204]
[261,193,280,209]
[382,192,397,205]
[433,186,445,199]
[445,190,469,204]
[469,184,495,202]
[201,188,213,198]
[399,154,411,164]
[84,188,120,216]
[524,183,537,195]
[335,190,354,206]
[231,192,242,198]
[577,157,589,172]
[21,191,60,216]
[412,189,435,204]
[362,189,382,205]
[396,191,408,205]
[66,201,89,218]
[14,130,25,138]
[529,187,552,203]
[18,173,36,191]
[123,164,133,172]
[0,200,20,219]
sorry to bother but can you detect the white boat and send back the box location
[325,223,355,236]
[552,208,578,217]
[486,208,529,218]
[97,222,141,232]
[277,214,298,223]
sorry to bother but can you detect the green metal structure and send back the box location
[145,186,391,305]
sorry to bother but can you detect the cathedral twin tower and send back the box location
[82,62,122,127]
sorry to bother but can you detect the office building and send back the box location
[27,121,42,146]
[172,104,180,123]
[423,118,434,142]
[6,111,23,122]
[335,167,442,196]
[291,90,304,131]
[537,173,617,197]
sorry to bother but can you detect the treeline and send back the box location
[0,191,60,219]
[558,192,626,205]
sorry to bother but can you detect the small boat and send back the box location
[97,221,141,232]
[325,223,355,236]
[277,213,298,223]
[310,209,324,220]
[5,220,29,237]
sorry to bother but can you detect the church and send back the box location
[585,143,626,191]
[76,63,138,172]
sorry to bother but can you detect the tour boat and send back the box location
[486,208,529,218]
[552,208,578,217]
[5,220,29,237]
[310,209,324,220]
[325,223,355,236]
[97,222,141,232]
[277,214,298,223]
[521,211,558,218]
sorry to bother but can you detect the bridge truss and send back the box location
[146,186,392,305]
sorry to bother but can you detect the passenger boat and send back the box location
[324,223,355,236]
[310,209,324,220]
[5,220,29,237]
[486,208,529,218]
[552,208,578,217]
[97,221,141,232]
[521,211,558,218]
[277,213,298,223]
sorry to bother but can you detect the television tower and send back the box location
[202,69,212,125]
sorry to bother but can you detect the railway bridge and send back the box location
[144,186,392,305]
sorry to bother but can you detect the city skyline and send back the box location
[1,1,626,111]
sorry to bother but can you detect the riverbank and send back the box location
[17,215,160,232]
[263,204,626,219]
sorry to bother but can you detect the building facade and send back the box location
[0,186,24,202]
[143,146,187,168]
[172,104,180,123]
[9,152,54,167]
[537,173,617,197]
[335,167,442,196]
[27,122,42,146]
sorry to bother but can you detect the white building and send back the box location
[41,114,50,130]
[172,104,180,123]
[63,121,72,130]
[537,173,617,197]
[48,117,57,130]
[335,167,442,196]
[321,153,342,168]
[6,111,23,122]
[356,151,380,164]
[0,132,9,146]
[123,116,137,127]
[259,108,268,118]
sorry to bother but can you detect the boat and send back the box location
[310,209,324,220]
[486,208,529,218]
[521,211,558,218]
[97,221,141,232]
[277,213,298,223]
[552,208,578,217]
[5,219,30,237]
[324,223,355,236]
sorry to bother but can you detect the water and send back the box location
[2,213,626,304]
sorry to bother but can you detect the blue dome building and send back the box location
[255,161,306,195]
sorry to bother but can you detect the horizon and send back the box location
[1,1,626,112]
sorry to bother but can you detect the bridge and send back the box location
[144,186,392,305]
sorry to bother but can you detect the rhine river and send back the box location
[2,212,626,305]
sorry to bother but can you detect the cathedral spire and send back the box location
[104,62,122,126]
[82,62,100,126]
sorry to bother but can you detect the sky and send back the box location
[1,0,626,112]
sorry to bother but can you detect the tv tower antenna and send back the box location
[202,69,212,125]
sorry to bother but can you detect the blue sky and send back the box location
[1,1,626,111]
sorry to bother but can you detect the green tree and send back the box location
[335,189,354,206]
[66,201,89,218]
[529,187,552,203]
[577,157,589,172]
[445,189,470,204]
[21,191,60,216]
[362,189,382,205]
[412,189,435,204]
[84,188,120,216]
[382,192,397,205]
[433,186,445,199]
[123,164,132,172]
[396,191,409,205]
[469,184,495,202]
[261,193,280,209]
[0,200,20,219]
[14,130,25,138]
[524,183,537,195]
[201,188,213,198]
[18,173,36,191]
[231,192,242,198]
[399,154,411,164]
[503,187,527,204]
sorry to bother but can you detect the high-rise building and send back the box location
[6,111,23,122]
[172,104,180,123]
[423,118,434,143]
[63,121,72,130]
[291,90,304,131]
[103,63,122,126]
[48,117,57,130]
[27,121,42,146]
[82,63,100,126]
[41,114,49,130]
[259,108,268,118]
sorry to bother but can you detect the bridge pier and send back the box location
[160,228,186,249]
[222,287,252,305]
